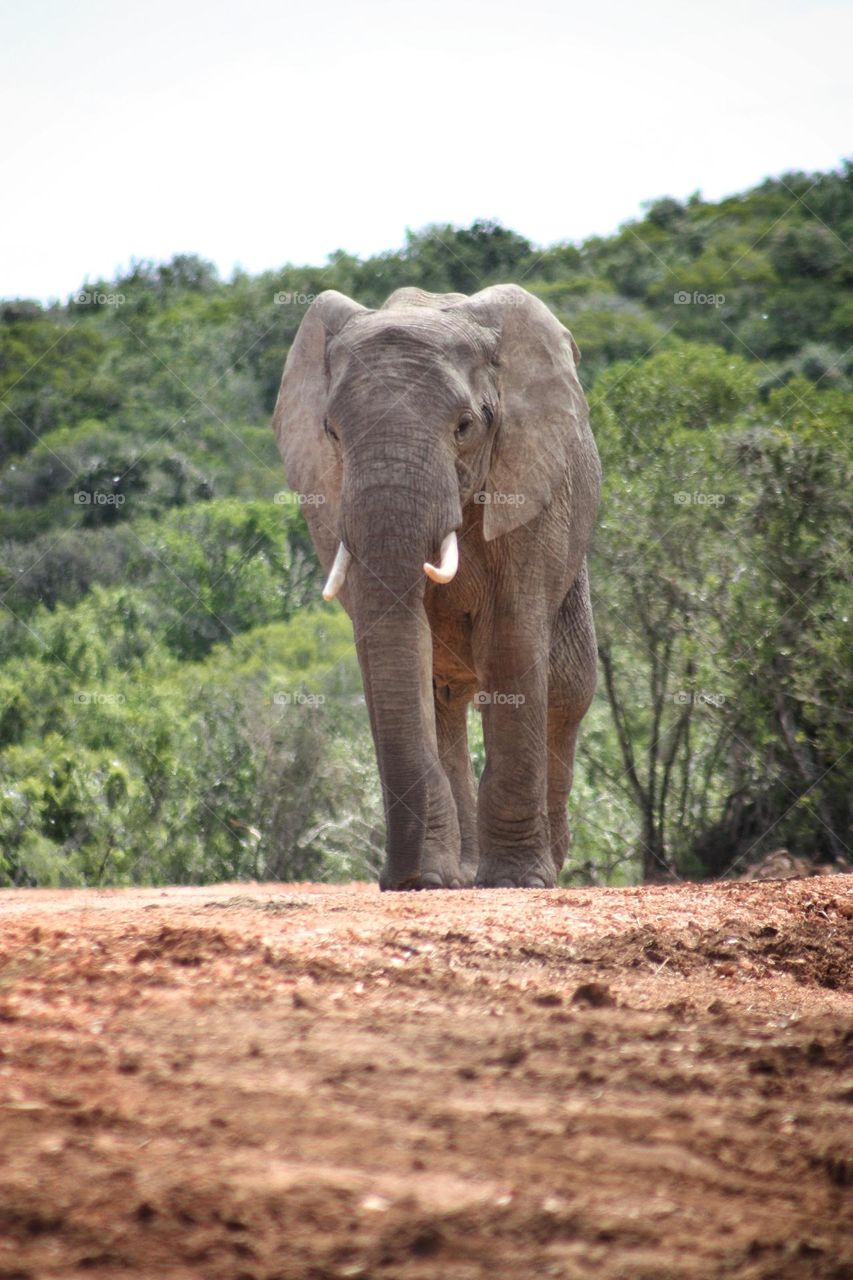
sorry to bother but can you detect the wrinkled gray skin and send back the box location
[272,285,601,890]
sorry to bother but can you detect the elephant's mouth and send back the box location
[322,530,459,601]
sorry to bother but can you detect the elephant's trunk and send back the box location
[342,453,461,887]
[326,529,458,600]
[354,595,441,886]
[340,441,460,598]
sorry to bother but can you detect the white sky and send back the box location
[1,0,850,301]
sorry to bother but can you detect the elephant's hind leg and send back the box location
[547,563,598,878]
[434,682,479,886]
[546,710,583,878]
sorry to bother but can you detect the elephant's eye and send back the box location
[455,413,475,441]
[324,417,339,442]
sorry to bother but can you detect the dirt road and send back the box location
[0,878,850,1279]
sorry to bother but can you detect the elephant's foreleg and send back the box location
[434,684,479,886]
[474,623,553,888]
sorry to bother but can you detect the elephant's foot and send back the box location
[476,874,551,889]
[379,850,464,892]
[475,851,557,889]
[457,855,479,889]
[379,870,463,892]
[378,823,466,890]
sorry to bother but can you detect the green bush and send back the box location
[1,167,851,885]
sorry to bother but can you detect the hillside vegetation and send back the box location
[1,165,851,886]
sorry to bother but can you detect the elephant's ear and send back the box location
[272,291,367,563]
[457,284,588,541]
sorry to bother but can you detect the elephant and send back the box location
[272,284,601,890]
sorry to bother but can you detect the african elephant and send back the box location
[272,285,601,890]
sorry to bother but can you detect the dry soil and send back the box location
[0,878,851,1279]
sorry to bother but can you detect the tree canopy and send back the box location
[1,163,850,886]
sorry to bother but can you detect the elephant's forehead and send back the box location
[333,308,495,364]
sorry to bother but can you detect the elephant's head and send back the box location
[272,285,589,886]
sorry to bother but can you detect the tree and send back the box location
[591,344,757,878]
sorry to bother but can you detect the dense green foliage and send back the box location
[1,165,850,886]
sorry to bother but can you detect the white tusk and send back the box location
[423,531,459,585]
[322,543,352,601]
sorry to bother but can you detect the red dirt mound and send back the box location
[0,877,850,1279]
